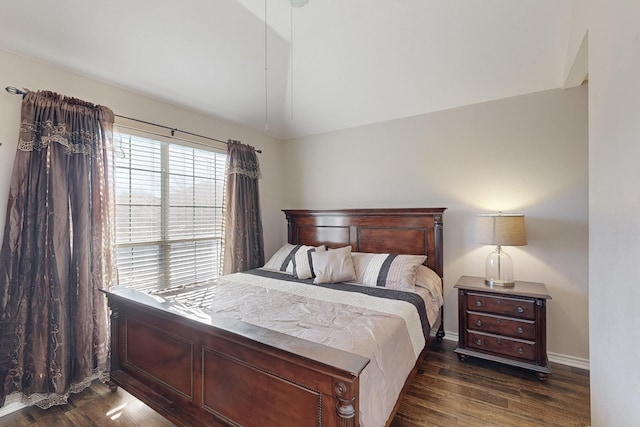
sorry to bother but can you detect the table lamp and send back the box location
[475,212,527,287]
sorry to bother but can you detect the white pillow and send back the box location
[415,265,444,307]
[311,246,357,284]
[351,252,426,292]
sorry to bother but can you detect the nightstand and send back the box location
[454,275,552,380]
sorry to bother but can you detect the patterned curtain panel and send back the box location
[0,91,117,408]
[223,140,264,274]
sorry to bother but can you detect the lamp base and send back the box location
[484,278,515,287]
[484,246,515,287]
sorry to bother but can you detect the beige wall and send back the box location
[283,86,589,363]
[0,50,287,259]
[0,47,591,367]
[587,0,640,425]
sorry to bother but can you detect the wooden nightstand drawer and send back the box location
[467,331,535,361]
[466,292,535,320]
[467,312,536,340]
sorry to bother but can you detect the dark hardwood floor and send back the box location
[0,339,590,427]
[390,339,590,427]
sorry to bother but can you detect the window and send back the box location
[114,132,226,293]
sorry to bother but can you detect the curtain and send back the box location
[223,140,264,274]
[0,91,116,409]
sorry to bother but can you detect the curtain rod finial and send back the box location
[5,86,28,96]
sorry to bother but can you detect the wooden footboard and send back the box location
[103,287,369,427]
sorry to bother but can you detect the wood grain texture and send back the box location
[283,208,446,278]
[455,277,552,380]
[0,340,589,427]
[391,339,590,427]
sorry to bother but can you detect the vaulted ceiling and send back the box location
[0,0,575,139]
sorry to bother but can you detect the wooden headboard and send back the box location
[283,208,446,279]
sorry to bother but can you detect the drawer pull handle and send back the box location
[475,339,483,346]
[518,347,524,354]
[496,338,502,345]
[517,326,524,334]
[496,319,501,325]
[517,306,525,313]
[496,299,502,305]
[475,320,483,327]
[475,301,483,307]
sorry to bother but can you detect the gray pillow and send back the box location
[311,246,357,284]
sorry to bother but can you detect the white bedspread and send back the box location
[159,270,439,427]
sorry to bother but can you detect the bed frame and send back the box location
[102,207,445,427]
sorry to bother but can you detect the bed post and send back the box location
[106,299,120,392]
[286,212,295,244]
[334,381,357,427]
[433,212,444,278]
[434,212,445,340]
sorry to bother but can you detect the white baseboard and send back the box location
[441,330,459,343]
[547,351,590,370]
[444,331,458,342]
[0,401,26,418]
[440,330,590,371]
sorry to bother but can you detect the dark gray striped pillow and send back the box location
[263,243,326,276]
[292,245,326,279]
[351,252,426,291]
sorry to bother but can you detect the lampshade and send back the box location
[476,213,527,287]
[475,214,527,246]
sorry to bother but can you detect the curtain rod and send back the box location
[4,86,261,153]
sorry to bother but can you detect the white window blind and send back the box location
[114,132,226,293]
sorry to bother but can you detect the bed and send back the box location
[102,207,446,427]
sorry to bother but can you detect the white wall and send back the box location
[563,0,589,88]
[587,0,640,425]
[0,50,287,259]
[283,86,589,362]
